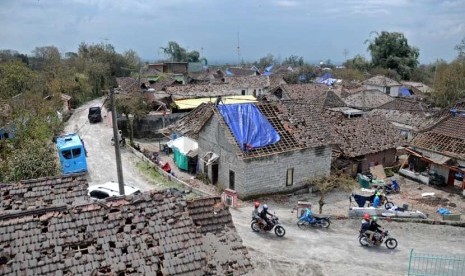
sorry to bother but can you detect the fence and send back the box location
[408,249,465,276]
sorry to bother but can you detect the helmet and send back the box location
[372,216,379,222]
[363,213,371,220]
[254,202,260,208]
[376,191,381,196]
[263,204,268,210]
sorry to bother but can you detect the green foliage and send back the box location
[160,41,200,62]
[332,68,365,82]
[254,53,277,69]
[366,31,419,80]
[282,55,304,67]
[343,54,371,72]
[6,138,59,182]
[0,61,36,99]
[432,59,465,107]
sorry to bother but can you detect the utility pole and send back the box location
[110,88,125,195]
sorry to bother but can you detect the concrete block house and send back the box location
[168,101,334,199]
[363,75,402,97]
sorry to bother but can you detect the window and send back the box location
[286,168,294,186]
[229,170,235,190]
[62,150,72,159]
[241,90,246,95]
[72,148,81,158]
[315,146,325,156]
[385,87,391,95]
[253,89,256,97]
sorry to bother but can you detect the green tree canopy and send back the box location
[366,31,419,80]
[160,41,200,62]
[282,55,304,67]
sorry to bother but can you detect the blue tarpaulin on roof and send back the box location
[265,65,273,72]
[320,73,333,81]
[218,103,280,151]
[226,69,233,76]
[400,86,411,97]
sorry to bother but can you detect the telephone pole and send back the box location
[110,88,125,195]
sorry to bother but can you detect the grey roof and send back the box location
[344,89,394,110]
[0,179,252,275]
[363,75,401,87]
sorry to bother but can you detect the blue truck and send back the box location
[56,133,88,174]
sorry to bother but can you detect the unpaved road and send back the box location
[230,206,465,276]
[64,98,155,191]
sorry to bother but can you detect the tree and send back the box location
[366,31,419,80]
[432,59,465,107]
[343,54,371,72]
[282,55,304,67]
[255,53,277,69]
[0,60,36,99]
[160,41,200,62]
[310,175,357,214]
[455,37,465,60]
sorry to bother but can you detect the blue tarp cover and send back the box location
[400,86,411,97]
[218,103,280,151]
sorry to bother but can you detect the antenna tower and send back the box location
[237,31,241,66]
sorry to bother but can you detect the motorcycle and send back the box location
[359,230,398,249]
[251,215,286,237]
[297,209,331,229]
[351,192,394,209]
[383,179,400,194]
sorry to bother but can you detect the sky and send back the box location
[1,0,464,65]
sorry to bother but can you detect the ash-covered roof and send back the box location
[411,101,465,160]
[326,111,404,158]
[0,190,252,275]
[268,84,346,108]
[224,76,270,88]
[344,89,394,110]
[167,101,333,159]
[227,67,259,76]
[0,174,88,213]
[363,75,401,87]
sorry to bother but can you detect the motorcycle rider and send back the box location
[368,216,384,244]
[252,201,264,227]
[361,213,375,242]
[259,204,273,229]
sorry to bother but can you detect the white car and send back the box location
[87,181,141,199]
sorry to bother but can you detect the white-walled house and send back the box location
[363,75,402,97]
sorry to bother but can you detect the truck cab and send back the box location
[56,133,88,174]
[88,106,102,123]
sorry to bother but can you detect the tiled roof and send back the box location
[344,89,394,110]
[224,76,270,88]
[363,75,401,87]
[116,77,139,92]
[401,81,433,94]
[268,84,346,108]
[326,111,404,158]
[0,174,88,213]
[369,109,437,130]
[412,102,465,160]
[169,101,333,159]
[0,191,252,275]
[268,75,287,89]
[167,103,215,139]
[227,67,258,76]
[165,84,237,100]
[377,98,427,111]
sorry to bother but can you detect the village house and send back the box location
[369,98,437,140]
[363,75,402,97]
[0,174,252,275]
[167,101,334,199]
[402,100,465,191]
[266,84,347,108]
[343,89,394,111]
[326,107,405,175]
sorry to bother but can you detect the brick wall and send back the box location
[198,115,332,199]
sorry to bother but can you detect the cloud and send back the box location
[273,0,299,8]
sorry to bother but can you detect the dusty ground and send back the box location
[65,98,156,191]
[66,99,465,275]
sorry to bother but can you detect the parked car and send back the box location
[87,181,141,199]
[88,106,102,123]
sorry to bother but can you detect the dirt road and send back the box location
[64,98,155,191]
[230,206,465,276]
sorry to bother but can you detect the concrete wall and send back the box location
[197,115,332,198]
[364,85,400,97]
[197,116,245,190]
[360,148,397,172]
[240,146,332,198]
